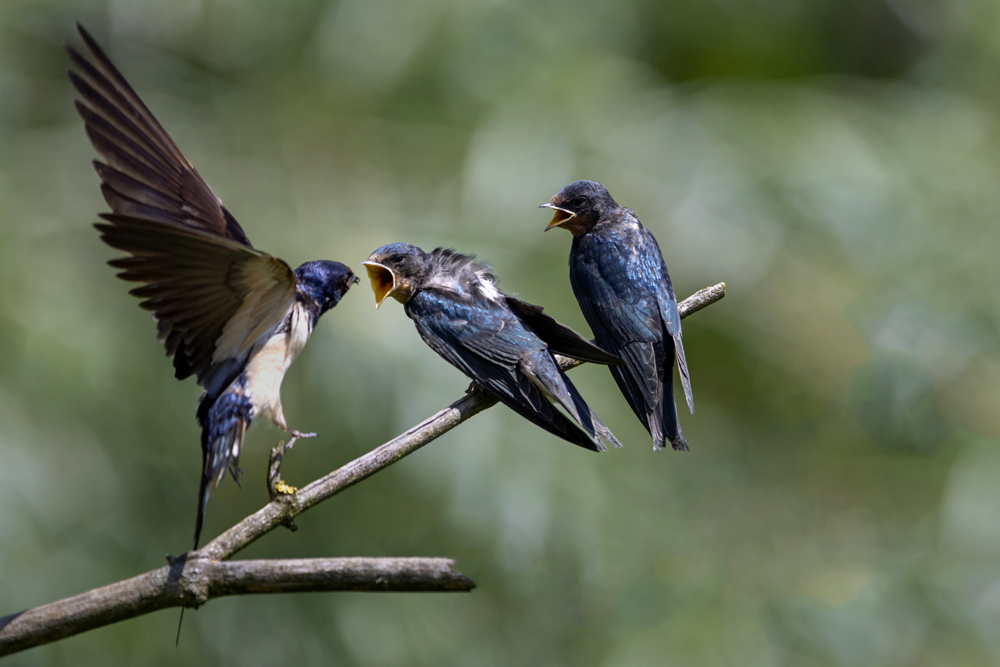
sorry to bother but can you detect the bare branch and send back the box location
[0,558,472,656]
[0,282,724,657]
[207,557,473,594]
[676,281,727,318]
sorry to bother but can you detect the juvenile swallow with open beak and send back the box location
[364,243,623,451]
[67,24,359,549]
[542,180,694,451]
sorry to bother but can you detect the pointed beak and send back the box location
[539,202,575,231]
[362,261,395,309]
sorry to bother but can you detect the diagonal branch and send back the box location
[203,282,726,561]
[0,282,724,657]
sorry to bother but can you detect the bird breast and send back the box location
[243,303,312,424]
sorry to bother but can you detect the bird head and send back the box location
[363,243,428,308]
[294,260,359,315]
[540,180,617,235]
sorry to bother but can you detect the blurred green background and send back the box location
[2,0,999,664]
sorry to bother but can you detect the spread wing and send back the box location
[407,290,607,451]
[69,24,296,394]
[97,215,296,396]
[66,23,251,246]
[504,296,624,366]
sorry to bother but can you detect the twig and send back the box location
[0,282,725,657]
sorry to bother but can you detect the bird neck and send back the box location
[592,207,632,232]
[295,292,323,329]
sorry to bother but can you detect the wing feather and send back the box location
[95,215,295,391]
[68,24,252,247]
[406,290,610,452]
[78,105,181,185]
[504,296,624,366]
[659,292,693,415]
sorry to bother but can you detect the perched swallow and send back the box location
[542,180,693,451]
[363,243,623,451]
[67,24,359,549]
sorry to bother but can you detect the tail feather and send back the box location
[520,350,623,451]
[657,343,688,452]
[521,353,592,430]
[593,413,623,449]
[193,466,210,551]
[194,383,251,550]
[673,333,694,415]
[194,419,247,549]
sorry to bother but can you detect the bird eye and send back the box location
[571,197,585,207]
[391,254,405,263]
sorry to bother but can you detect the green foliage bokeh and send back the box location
[2,0,1000,664]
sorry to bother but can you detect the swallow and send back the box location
[67,24,359,549]
[542,180,694,451]
[363,243,624,451]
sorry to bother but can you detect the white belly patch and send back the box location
[243,304,312,426]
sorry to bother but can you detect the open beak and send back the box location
[362,261,396,309]
[539,202,575,231]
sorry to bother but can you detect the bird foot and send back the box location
[274,480,297,495]
[286,430,317,449]
[267,441,297,501]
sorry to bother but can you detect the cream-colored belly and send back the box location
[244,304,311,429]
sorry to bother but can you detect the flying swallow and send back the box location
[363,243,623,451]
[541,180,694,451]
[67,24,359,549]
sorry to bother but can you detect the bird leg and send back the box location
[275,479,298,496]
[267,440,299,503]
[285,429,317,449]
[266,427,317,503]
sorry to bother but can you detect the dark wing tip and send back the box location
[76,22,101,53]
[64,47,89,81]
[71,98,89,121]
[507,296,625,366]
[579,343,626,366]
[68,21,255,249]
[67,69,93,99]
[63,23,91,58]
